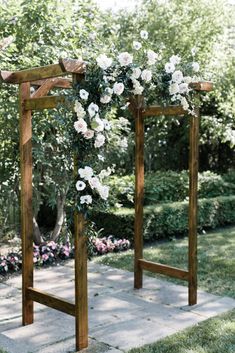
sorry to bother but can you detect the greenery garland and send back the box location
[70,30,201,214]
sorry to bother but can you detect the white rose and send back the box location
[80,195,92,205]
[179,83,189,94]
[192,62,200,72]
[88,102,99,118]
[170,55,181,65]
[165,62,175,73]
[94,134,105,148]
[118,52,133,66]
[180,97,189,111]
[133,41,142,50]
[183,76,193,84]
[91,115,104,132]
[172,70,184,84]
[131,67,141,80]
[83,129,94,139]
[113,82,125,95]
[141,69,152,82]
[103,119,111,130]
[79,89,89,100]
[169,83,180,95]
[140,30,148,39]
[88,177,101,190]
[132,79,144,95]
[74,118,87,134]
[105,87,113,95]
[97,185,109,200]
[96,54,112,70]
[100,95,111,104]
[119,137,128,149]
[76,180,86,191]
[147,49,158,65]
[78,166,93,180]
[74,100,86,118]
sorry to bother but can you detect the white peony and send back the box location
[88,102,99,118]
[74,118,87,134]
[170,55,181,65]
[79,89,89,100]
[76,180,86,191]
[131,67,141,80]
[133,41,142,50]
[74,100,86,118]
[88,177,101,190]
[83,129,94,139]
[78,166,93,180]
[140,30,148,39]
[91,115,104,132]
[165,62,175,73]
[192,62,200,72]
[169,83,180,95]
[147,49,158,65]
[100,95,111,104]
[118,52,133,66]
[94,134,105,148]
[179,83,189,94]
[97,185,109,200]
[80,195,92,205]
[113,82,125,95]
[141,69,152,82]
[96,54,112,70]
[172,70,184,84]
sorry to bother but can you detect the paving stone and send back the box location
[0,283,20,299]
[186,296,235,318]
[0,333,29,353]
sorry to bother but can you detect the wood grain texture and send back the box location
[27,288,75,316]
[139,259,189,280]
[188,110,199,305]
[189,81,213,92]
[133,96,145,289]
[31,77,73,89]
[59,58,86,74]
[143,105,186,117]
[31,79,68,98]
[24,95,65,110]
[19,82,34,325]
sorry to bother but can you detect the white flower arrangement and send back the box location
[72,29,201,211]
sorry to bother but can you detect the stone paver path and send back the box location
[0,261,234,353]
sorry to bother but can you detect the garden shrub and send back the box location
[107,170,235,207]
[92,195,235,242]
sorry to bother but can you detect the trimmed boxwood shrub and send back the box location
[91,196,235,242]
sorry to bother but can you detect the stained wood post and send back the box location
[73,73,88,350]
[19,82,34,324]
[133,96,144,289]
[188,110,199,305]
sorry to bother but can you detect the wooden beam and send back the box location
[31,77,73,90]
[189,81,213,92]
[0,58,85,84]
[27,287,75,316]
[20,82,34,325]
[188,110,199,305]
[24,95,65,110]
[31,78,72,98]
[143,105,186,117]
[139,259,189,281]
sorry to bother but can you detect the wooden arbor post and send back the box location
[1,59,88,351]
[132,82,213,306]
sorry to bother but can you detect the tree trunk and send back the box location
[33,216,43,245]
[51,193,66,242]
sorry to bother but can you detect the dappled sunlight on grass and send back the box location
[94,226,235,297]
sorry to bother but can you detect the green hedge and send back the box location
[107,170,235,207]
[91,196,235,242]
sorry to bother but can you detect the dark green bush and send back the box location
[91,196,235,242]
[107,170,235,207]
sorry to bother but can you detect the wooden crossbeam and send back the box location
[27,287,75,316]
[31,77,73,89]
[139,259,189,280]
[143,105,186,116]
[24,95,65,110]
[189,81,213,92]
[0,58,85,84]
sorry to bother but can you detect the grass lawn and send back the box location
[94,226,235,298]
[128,309,235,353]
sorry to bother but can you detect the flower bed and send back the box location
[0,236,130,276]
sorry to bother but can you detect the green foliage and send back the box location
[92,195,235,241]
[107,170,235,207]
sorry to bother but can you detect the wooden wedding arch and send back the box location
[0,59,212,351]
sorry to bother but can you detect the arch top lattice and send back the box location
[0,59,213,351]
